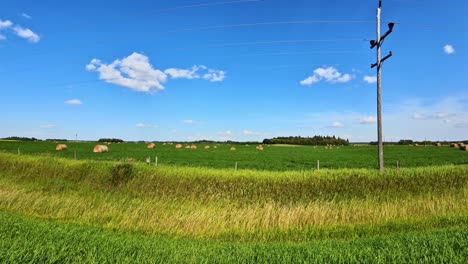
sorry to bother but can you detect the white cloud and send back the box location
[360,116,377,124]
[85,63,96,71]
[300,66,353,86]
[0,19,12,29]
[40,124,56,129]
[443,44,455,55]
[87,53,225,93]
[0,34,5,40]
[136,123,157,128]
[411,113,427,120]
[330,121,344,128]
[218,130,232,136]
[64,99,82,105]
[300,75,319,86]
[183,120,204,125]
[86,52,167,93]
[242,130,253,135]
[12,25,40,43]
[21,13,32,19]
[411,112,455,120]
[203,69,226,82]
[165,65,200,79]
[363,75,377,84]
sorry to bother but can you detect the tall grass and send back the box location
[1,211,467,263]
[0,153,467,241]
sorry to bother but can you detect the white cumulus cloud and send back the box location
[203,69,226,82]
[300,66,353,86]
[64,99,82,105]
[13,25,40,43]
[0,34,5,40]
[360,116,377,124]
[363,75,377,84]
[0,19,12,29]
[242,130,253,135]
[87,53,226,93]
[443,44,455,55]
[86,52,168,93]
[165,65,201,79]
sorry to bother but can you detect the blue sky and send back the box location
[0,0,467,142]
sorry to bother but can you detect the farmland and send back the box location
[0,140,467,170]
[0,144,467,263]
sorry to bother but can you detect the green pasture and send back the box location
[0,140,467,170]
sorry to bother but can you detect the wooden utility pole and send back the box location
[376,1,383,171]
[370,0,394,171]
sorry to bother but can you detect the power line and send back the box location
[156,20,376,36]
[131,0,264,16]
[176,39,365,50]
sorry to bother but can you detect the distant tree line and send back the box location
[1,136,40,141]
[45,139,68,142]
[98,138,124,143]
[369,139,468,145]
[263,136,349,146]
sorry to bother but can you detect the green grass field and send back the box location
[0,150,467,263]
[0,140,467,170]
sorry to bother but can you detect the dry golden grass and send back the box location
[0,183,466,239]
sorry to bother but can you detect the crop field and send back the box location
[0,150,467,263]
[0,140,467,170]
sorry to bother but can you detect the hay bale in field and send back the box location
[204,145,210,149]
[175,144,182,149]
[191,145,197,149]
[147,143,155,149]
[185,146,191,149]
[230,147,236,151]
[213,146,217,149]
[452,143,459,148]
[435,142,442,147]
[460,145,468,151]
[55,144,67,151]
[93,145,108,153]
[256,145,264,151]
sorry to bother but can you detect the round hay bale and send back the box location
[147,143,155,149]
[56,144,67,151]
[175,144,182,149]
[230,147,236,151]
[213,146,217,149]
[191,145,197,149]
[435,143,442,147]
[204,145,210,149]
[93,145,108,153]
[185,146,191,149]
[460,146,468,151]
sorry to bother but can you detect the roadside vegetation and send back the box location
[0,152,467,262]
